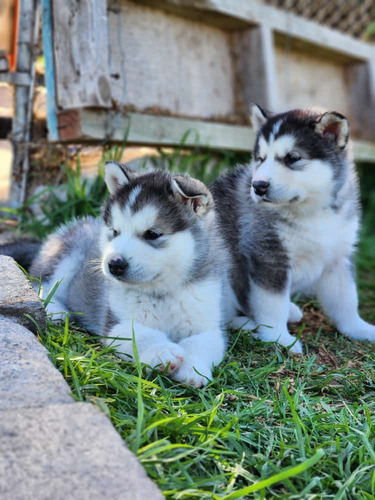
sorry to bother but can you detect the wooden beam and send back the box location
[232,26,279,113]
[56,109,375,162]
[57,109,255,152]
[352,140,375,164]
[10,0,36,207]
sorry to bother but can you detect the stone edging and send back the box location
[0,255,163,500]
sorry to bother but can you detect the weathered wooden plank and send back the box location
[232,26,279,114]
[135,0,375,61]
[9,0,35,207]
[347,60,375,144]
[51,0,112,109]
[352,140,375,164]
[107,0,236,119]
[57,109,255,151]
[275,45,351,117]
[56,109,375,162]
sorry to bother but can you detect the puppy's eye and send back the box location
[284,152,301,165]
[257,156,265,163]
[143,229,162,241]
[112,229,119,237]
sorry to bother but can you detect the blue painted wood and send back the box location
[41,0,58,140]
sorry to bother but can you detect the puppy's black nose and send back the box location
[108,256,128,276]
[253,180,269,196]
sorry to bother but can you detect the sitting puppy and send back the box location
[211,105,375,353]
[31,163,226,386]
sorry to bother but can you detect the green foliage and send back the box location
[7,140,248,240]
[358,164,375,236]
[363,22,375,41]
[6,160,106,240]
[39,295,375,498]
[152,130,250,186]
[12,139,375,498]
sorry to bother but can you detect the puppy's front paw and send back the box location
[173,360,212,388]
[141,343,185,374]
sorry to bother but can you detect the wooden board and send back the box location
[136,0,374,61]
[57,109,255,151]
[107,0,236,118]
[55,108,375,162]
[52,0,112,109]
[274,45,351,118]
[232,26,279,113]
[44,0,375,159]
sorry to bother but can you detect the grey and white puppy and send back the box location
[31,163,227,386]
[211,105,375,353]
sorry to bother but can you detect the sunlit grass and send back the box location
[38,233,375,498]
[9,146,375,498]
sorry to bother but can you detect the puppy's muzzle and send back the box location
[108,255,129,277]
[252,180,269,197]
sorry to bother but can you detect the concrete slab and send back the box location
[0,403,163,500]
[0,255,46,333]
[0,319,73,410]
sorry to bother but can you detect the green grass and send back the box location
[38,252,375,498]
[10,148,375,498]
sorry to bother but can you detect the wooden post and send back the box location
[232,25,279,115]
[9,0,38,207]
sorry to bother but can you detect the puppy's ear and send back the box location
[315,112,349,149]
[171,176,214,217]
[104,162,136,194]
[250,104,269,132]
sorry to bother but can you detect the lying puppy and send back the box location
[31,163,226,386]
[212,105,375,353]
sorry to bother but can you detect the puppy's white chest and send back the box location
[284,211,357,292]
[111,280,221,341]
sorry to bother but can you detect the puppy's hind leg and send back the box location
[228,316,256,330]
[229,303,302,330]
[288,302,303,323]
[316,258,375,341]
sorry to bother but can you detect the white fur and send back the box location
[246,127,375,350]
[102,203,196,287]
[105,278,225,386]
[253,135,334,208]
[41,190,226,388]
[250,104,268,132]
[250,280,303,353]
[105,162,130,193]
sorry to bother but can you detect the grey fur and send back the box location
[212,107,361,325]
[31,169,227,336]
[0,233,41,270]
[212,166,290,316]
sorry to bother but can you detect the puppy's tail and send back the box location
[0,232,41,270]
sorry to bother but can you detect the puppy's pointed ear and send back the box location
[250,104,269,132]
[104,162,136,194]
[315,112,349,149]
[171,176,214,217]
